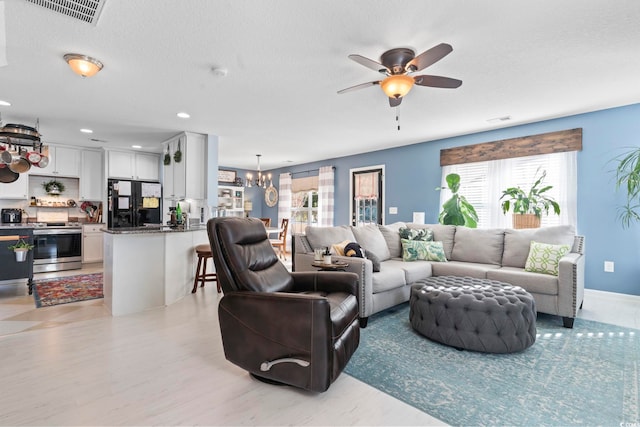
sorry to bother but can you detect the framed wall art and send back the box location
[218,169,237,184]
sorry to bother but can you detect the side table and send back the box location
[311,261,349,271]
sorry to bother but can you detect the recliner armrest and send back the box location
[290,271,359,297]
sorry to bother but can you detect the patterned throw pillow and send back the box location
[524,241,571,276]
[401,239,448,262]
[399,227,434,241]
[331,240,351,256]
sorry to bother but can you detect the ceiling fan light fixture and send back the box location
[64,53,103,77]
[380,75,414,99]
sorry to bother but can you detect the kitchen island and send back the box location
[102,225,211,316]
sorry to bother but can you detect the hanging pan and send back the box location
[0,166,19,183]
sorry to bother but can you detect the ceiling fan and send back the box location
[337,43,462,107]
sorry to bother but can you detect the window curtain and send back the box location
[354,171,379,199]
[440,151,577,228]
[318,166,334,226]
[278,173,292,230]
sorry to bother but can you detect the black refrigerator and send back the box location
[107,179,163,228]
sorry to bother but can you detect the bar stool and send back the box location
[192,244,220,293]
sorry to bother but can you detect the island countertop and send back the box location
[101,224,207,234]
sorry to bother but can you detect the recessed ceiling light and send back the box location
[80,128,93,133]
[0,100,11,106]
[177,112,190,119]
[131,145,142,149]
[486,115,512,123]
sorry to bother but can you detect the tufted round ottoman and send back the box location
[409,276,537,353]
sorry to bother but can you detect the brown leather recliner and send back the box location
[207,217,360,392]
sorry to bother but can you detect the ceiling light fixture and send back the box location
[64,53,103,77]
[177,112,190,119]
[0,100,11,107]
[380,75,415,99]
[80,128,93,133]
[245,154,272,189]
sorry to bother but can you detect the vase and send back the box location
[512,214,541,229]
[14,248,28,262]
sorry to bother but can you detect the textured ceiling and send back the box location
[1,0,640,170]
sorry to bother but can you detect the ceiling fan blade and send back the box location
[406,43,453,72]
[414,75,462,89]
[389,97,402,107]
[337,81,381,94]
[348,54,390,74]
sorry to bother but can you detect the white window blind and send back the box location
[440,151,577,228]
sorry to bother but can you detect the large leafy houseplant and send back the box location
[613,148,640,228]
[436,173,478,228]
[499,168,560,219]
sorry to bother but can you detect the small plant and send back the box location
[500,168,560,218]
[612,147,640,228]
[8,238,34,251]
[436,173,479,228]
[42,179,65,195]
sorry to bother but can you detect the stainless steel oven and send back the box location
[33,227,82,273]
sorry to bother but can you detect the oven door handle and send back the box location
[33,228,82,235]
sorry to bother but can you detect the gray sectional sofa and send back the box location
[293,223,585,328]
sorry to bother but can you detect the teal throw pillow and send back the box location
[401,239,448,262]
[524,241,571,276]
[399,227,434,241]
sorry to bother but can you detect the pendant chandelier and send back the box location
[246,154,273,189]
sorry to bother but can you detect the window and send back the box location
[440,151,577,228]
[291,190,318,235]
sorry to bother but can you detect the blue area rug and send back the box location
[345,303,640,426]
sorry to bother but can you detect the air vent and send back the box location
[25,0,106,25]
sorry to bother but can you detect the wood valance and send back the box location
[440,128,583,166]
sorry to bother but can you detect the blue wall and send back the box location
[223,103,640,296]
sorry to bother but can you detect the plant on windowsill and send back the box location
[42,179,65,196]
[8,238,34,262]
[612,147,640,228]
[499,167,560,229]
[436,173,479,228]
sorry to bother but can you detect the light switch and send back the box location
[604,261,614,273]
[389,207,398,215]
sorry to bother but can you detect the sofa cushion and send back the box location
[430,261,501,279]
[378,222,406,258]
[450,227,504,265]
[305,225,356,253]
[383,259,432,284]
[502,225,576,268]
[407,223,456,260]
[524,241,571,276]
[351,224,391,261]
[401,239,448,262]
[487,267,559,296]
[371,264,407,293]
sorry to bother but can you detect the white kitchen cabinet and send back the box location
[0,172,29,199]
[79,150,103,201]
[83,223,104,263]
[162,132,206,200]
[30,146,81,177]
[108,150,160,181]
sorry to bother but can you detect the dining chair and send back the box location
[270,218,289,260]
[259,217,271,227]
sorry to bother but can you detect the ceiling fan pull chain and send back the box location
[396,106,401,131]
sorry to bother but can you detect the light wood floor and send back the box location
[0,265,638,426]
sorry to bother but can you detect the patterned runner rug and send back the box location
[33,273,103,308]
[345,303,640,427]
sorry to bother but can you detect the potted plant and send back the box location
[8,238,34,262]
[612,147,640,228]
[499,168,560,229]
[436,173,478,228]
[42,179,65,195]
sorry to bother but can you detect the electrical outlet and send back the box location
[604,261,615,273]
[389,207,398,214]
